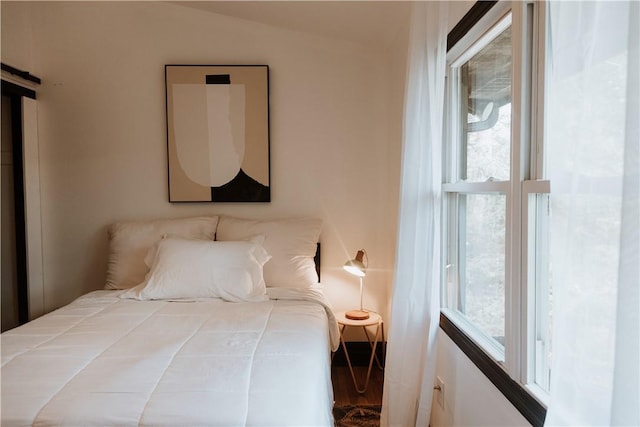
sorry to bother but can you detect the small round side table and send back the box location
[334,310,385,394]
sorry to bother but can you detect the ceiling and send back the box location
[173,1,411,49]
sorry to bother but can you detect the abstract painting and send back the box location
[165,65,270,202]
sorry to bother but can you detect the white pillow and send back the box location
[143,233,266,269]
[105,216,219,289]
[215,216,322,288]
[120,238,270,302]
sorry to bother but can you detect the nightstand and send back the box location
[334,311,385,394]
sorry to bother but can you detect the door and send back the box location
[1,77,43,330]
[1,89,28,331]
[1,94,22,331]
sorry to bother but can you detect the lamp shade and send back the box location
[343,250,366,277]
[343,249,368,320]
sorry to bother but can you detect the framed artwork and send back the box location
[165,65,270,202]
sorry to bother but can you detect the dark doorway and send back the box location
[1,80,34,331]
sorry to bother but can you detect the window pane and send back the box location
[458,194,506,346]
[461,27,512,182]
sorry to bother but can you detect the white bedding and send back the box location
[1,288,339,426]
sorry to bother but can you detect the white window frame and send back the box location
[442,0,551,404]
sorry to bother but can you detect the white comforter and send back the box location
[1,288,339,427]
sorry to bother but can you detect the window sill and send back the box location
[439,312,547,427]
[440,308,505,363]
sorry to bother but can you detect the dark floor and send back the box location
[332,365,384,406]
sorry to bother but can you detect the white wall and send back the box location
[0,1,400,324]
[430,330,531,426]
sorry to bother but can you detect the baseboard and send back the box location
[332,341,386,367]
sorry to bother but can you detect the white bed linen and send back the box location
[1,288,338,427]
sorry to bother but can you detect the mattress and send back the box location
[1,288,339,426]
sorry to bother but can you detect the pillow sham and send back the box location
[119,238,270,302]
[215,216,322,288]
[105,216,219,290]
[143,233,266,269]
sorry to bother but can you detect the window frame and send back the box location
[440,1,550,425]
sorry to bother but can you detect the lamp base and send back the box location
[345,309,369,320]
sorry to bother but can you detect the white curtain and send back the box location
[381,2,448,426]
[545,1,639,425]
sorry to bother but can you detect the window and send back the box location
[442,0,551,421]
[444,12,513,361]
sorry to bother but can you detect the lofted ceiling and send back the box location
[172,1,412,50]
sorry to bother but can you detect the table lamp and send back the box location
[343,249,369,320]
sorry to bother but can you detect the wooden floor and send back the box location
[332,365,384,406]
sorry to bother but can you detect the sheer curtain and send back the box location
[381,2,448,426]
[545,1,639,425]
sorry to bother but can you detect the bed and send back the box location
[1,215,338,426]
